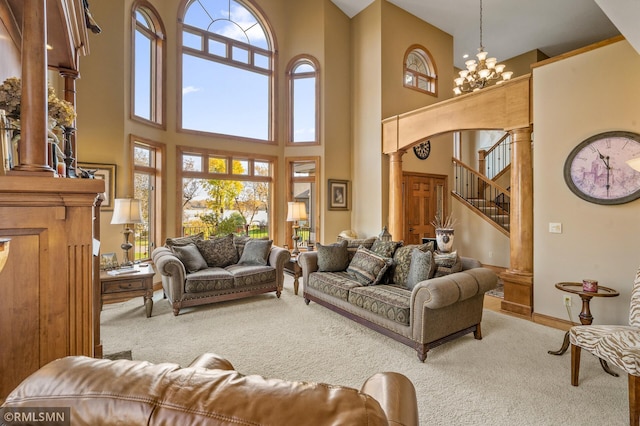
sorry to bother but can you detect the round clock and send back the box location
[563,131,640,205]
[413,140,431,160]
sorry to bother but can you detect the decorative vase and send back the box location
[435,228,455,253]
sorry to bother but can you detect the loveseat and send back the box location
[151,233,290,315]
[298,238,498,361]
[1,353,419,425]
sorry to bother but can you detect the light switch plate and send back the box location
[549,223,562,234]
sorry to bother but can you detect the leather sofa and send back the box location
[1,353,419,426]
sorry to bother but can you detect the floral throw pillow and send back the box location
[370,239,402,258]
[433,251,462,278]
[347,246,392,286]
[406,248,435,290]
[316,240,349,272]
[171,243,208,273]
[195,234,238,267]
[165,232,204,248]
[391,241,435,286]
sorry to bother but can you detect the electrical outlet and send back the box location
[563,295,572,307]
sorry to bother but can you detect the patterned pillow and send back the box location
[391,241,435,286]
[165,232,204,247]
[195,234,238,267]
[171,243,208,273]
[371,239,402,258]
[337,236,376,261]
[238,239,273,266]
[406,248,435,290]
[316,240,349,272]
[347,246,392,286]
[433,251,463,278]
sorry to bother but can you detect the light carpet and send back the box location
[101,275,627,425]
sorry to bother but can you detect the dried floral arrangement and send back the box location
[431,213,457,230]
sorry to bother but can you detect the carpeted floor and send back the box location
[101,275,627,425]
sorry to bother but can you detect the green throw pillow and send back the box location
[347,246,392,286]
[406,248,435,290]
[316,240,349,272]
[171,243,208,273]
[238,239,273,266]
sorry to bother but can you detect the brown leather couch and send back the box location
[1,353,419,425]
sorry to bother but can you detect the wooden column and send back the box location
[388,150,405,240]
[60,69,79,177]
[501,126,534,316]
[12,0,53,175]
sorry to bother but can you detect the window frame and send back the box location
[130,0,166,128]
[286,55,320,146]
[403,44,438,97]
[177,0,278,144]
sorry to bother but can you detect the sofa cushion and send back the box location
[238,239,273,266]
[370,239,402,258]
[307,271,361,301]
[165,232,204,247]
[225,264,277,287]
[348,285,411,325]
[406,249,435,290]
[433,251,463,278]
[391,242,435,286]
[317,240,349,272]
[347,247,392,286]
[195,234,238,267]
[337,236,376,261]
[185,267,234,293]
[171,243,208,273]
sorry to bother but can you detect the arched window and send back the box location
[131,1,165,125]
[403,45,437,96]
[287,56,319,144]
[179,0,275,142]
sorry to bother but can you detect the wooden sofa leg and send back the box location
[629,374,640,426]
[474,323,482,340]
[417,345,428,362]
[571,344,581,386]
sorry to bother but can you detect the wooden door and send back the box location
[403,173,447,245]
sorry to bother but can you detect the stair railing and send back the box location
[478,133,511,180]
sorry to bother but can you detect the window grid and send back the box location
[287,56,320,145]
[403,45,437,96]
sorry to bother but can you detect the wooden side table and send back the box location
[100,264,156,317]
[284,254,302,295]
[548,282,619,376]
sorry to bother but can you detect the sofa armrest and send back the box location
[268,245,291,290]
[411,268,498,310]
[188,353,235,371]
[151,246,187,301]
[360,372,419,426]
[298,251,319,289]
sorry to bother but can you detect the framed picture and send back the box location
[328,179,350,211]
[78,162,116,210]
[100,252,119,270]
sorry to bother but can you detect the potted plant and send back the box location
[431,213,457,253]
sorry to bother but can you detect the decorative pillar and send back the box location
[501,126,534,316]
[388,150,405,241]
[60,69,79,177]
[12,0,53,175]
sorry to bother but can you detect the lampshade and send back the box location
[627,157,640,172]
[111,198,143,225]
[286,202,307,222]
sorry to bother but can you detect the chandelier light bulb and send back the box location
[495,64,506,73]
[476,50,488,61]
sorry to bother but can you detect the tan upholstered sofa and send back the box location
[298,238,498,361]
[151,234,290,315]
[1,353,419,425]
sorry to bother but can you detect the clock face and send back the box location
[563,131,640,205]
[413,140,431,160]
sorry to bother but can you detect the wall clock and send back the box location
[563,131,640,205]
[413,140,431,160]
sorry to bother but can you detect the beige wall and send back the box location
[533,39,640,325]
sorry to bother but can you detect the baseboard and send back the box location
[532,312,575,331]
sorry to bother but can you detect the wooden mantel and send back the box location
[381,74,535,318]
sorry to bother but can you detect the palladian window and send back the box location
[403,45,437,96]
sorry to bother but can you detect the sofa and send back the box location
[298,238,498,361]
[1,353,419,426]
[151,233,290,315]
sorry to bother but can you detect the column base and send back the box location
[500,270,533,317]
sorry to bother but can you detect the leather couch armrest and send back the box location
[360,372,418,426]
[188,353,235,371]
[297,251,318,288]
[151,246,187,301]
[268,245,291,290]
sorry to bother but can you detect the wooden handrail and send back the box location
[452,158,511,196]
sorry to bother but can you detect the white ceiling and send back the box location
[331,0,635,69]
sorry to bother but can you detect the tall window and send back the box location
[180,0,274,141]
[132,1,165,125]
[178,147,274,238]
[287,56,319,144]
[286,157,320,248]
[403,45,437,96]
[132,137,165,260]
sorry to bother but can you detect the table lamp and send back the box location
[111,198,143,266]
[286,201,307,255]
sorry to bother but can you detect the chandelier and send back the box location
[453,0,513,95]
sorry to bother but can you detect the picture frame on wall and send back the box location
[78,162,116,210]
[100,252,119,270]
[328,179,350,211]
